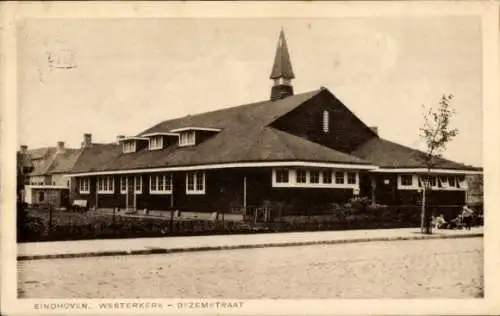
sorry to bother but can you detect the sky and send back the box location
[17,17,483,166]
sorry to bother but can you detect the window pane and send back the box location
[310,170,320,183]
[347,172,356,184]
[401,175,413,186]
[276,169,289,183]
[335,172,344,184]
[322,171,332,183]
[296,169,307,183]
[195,173,204,190]
[187,172,195,190]
[158,175,164,190]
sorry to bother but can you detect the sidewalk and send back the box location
[17,226,483,261]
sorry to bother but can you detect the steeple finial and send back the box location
[270,28,295,100]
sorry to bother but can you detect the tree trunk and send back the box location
[420,179,432,234]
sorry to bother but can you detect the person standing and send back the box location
[461,205,474,230]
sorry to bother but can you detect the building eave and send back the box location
[68,161,378,177]
[372,168,482,175]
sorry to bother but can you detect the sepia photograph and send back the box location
[2,1,499,315]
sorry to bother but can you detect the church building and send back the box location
[68,29,480,216]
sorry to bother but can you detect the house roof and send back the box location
[46,148,82,174]
[351,137,478,171]
[28,147,58,176]
[140,89,321,135]
[270,29,295,80]
[69,87,476,175]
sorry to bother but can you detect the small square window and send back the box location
[401,175,413,186]
[275,169,289,183]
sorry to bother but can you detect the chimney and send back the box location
[370,126,379,136]
[116,135,125,144]
[82,133,92,148]
[20,145,28,153]
[56,141,65,153]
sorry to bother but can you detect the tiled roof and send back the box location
[140,89,321,135]
[28,147,58,176]
[46,149,82,174]
[351,137,478,170]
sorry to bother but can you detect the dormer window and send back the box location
[170,127,221,147]
[149,136,163,150]
[123,140,136,153]
[179,131,196,147]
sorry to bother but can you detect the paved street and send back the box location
[18,237,482,299]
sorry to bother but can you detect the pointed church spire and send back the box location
[270,28,295,100]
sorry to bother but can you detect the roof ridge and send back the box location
[140,89,322,136]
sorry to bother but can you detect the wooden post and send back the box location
[243,176,247,209]
[370,175,376,206]
[48,204,53,234]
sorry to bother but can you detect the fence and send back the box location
[18,203,481,243]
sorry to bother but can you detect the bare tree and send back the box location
[419,94,459,234]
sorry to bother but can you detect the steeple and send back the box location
[270,28,295,100]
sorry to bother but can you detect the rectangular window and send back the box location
[179,131,196,146]
[322,171,332,184]
[275,169,289,183]
[123,140,136,153]
[347,172,356,184]
[449,176,456,188]
[78,178,90,194]
[97,176,114,194]
[186,172,205,194]
[150,176,157,191]
[335,172,345,184]
[429,176,437,187]
[310,170,320,183]
[120,176,128,194]
[134,176,143,193]
[323,110,329,133]
[150,174,172,194]
[296,169,307,183]
[39,192,45,202]
[149,136,163,150]
[401,175,413,186]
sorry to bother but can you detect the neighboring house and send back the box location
[68,30,481,215]
[22,142,81,207]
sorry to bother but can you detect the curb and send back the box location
[17,232,483,261]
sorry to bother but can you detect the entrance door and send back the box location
[126,177,135,210]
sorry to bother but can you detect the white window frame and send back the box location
[97,176,114,194]
[123,140,136,153]
[322,110,329,133]
[134,175,143,194]
[149,136,163,150]
[120,176,128,194]
[179,131,196,147]
[275,168,290,184]
[272,169,359,190]
[397,174,467,191]
[79,178,90,194]
[186,171,205,194]
[149,174,172,194]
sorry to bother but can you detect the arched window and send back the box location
[322,110,329,133]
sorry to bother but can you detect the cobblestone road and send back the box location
[18,238,483,299]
